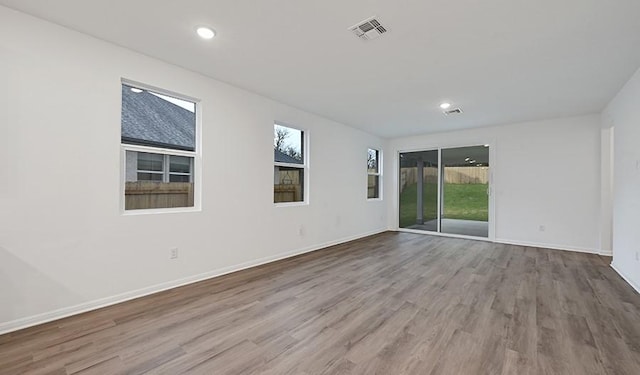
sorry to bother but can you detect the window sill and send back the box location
[274,201,308,208]
[121,206,202,216]
[367,198,383,202]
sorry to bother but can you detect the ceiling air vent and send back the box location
[349,17,388,41]
[444,108,463,115]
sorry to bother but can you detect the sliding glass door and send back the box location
[399,145,490,238]
[440,146,489,237]
[399,150,439,231]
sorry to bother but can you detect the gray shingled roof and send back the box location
[274,149,302,164]
[121,85,195,151]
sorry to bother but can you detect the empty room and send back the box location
[1,1,640,374]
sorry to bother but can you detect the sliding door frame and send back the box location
[396,141,496,242]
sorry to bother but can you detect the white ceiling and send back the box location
[3,0,640,138]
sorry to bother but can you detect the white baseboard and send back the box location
[494,238,610,256]
[392,229,610,256]
[396,228,494,243]
[611,262,640,295]
[0,228,388,335]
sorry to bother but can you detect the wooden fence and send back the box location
[274,184,301,203]
[274,166,303,203]
[444,167,489,184]
[125,181,194,210]
[400,166,489,193]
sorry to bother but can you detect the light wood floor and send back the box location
[2,232,640,374]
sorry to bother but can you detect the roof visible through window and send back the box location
[121,84,196,151]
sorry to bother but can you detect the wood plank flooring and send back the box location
[1,232,640,374]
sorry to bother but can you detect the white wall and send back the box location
[603,66,640,293]
[0,7,387,332]
[386,115,603,253]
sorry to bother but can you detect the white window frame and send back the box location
[367,148,382,200]
[274,123,309,207]
[120,79,202,215]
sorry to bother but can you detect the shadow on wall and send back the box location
[0,246,82,325]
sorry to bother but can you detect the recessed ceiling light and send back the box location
[440,102,451,110]
[130,88,143,93]
[484,144,489,147]
[470,160,476,163]
[465,157,470,161]
[196,27,216,40]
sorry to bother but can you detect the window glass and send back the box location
[170,155,191,174]
[137,172,164,181]
[274,167,304,203]
[367,148,381,199]
[368,149,379,173]
[137,152,164,172]
[274,124,305,203]
[122,83,197,211]
[274,124,303,165]
[169,174,191,183]
[121,84,195,151]
[368,175,380,199]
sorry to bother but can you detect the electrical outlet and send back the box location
[170,248,179,260]
[539,225,546,232]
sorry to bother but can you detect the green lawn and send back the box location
[399,183,488,228]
